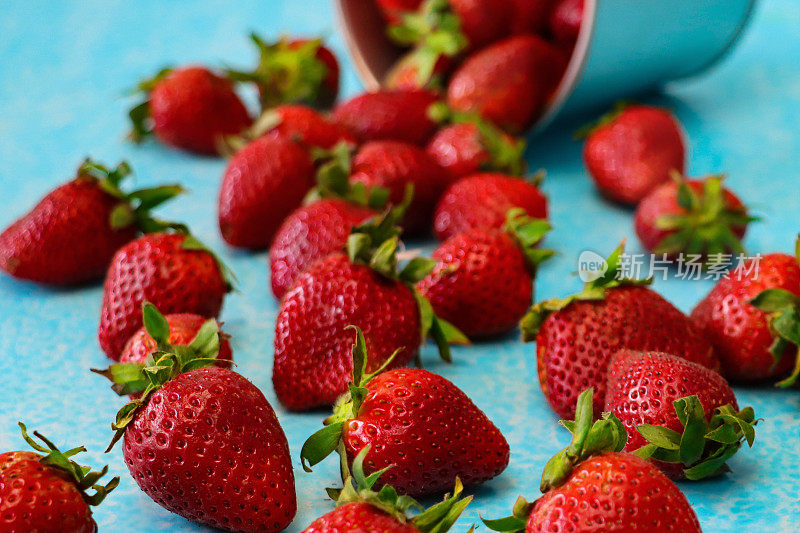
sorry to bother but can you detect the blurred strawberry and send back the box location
[550,0,584,45]
[384,46,452,90]
[510,0,557,34]
[376,0,425,24]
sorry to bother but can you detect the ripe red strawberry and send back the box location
[509,0,557,34]
[94,302,233,398]
[128,65,252,155]
[520,243,718,419]
[418,209,552,338]
[218,134,316,249]
[221,104,357,155]
[0,160,182,286]
[301,327,508,497]
[581,104,686,205]
[348,140,449,234]
[447,35,567,134]
[426,105,527,180]
[691,243,800,384]
[605,350,757,480]
[227,34,339,109]
[634,173,755,260]
[376,0,425,24]
[273,211,465,411]
[550,0,584,45]
[107,349,295,532]
[0,423,118,533]
[98,232,232,360]
[303,448,470,533]
[484,389,702,533]
[433,172,548,241]
[332,89,440,145]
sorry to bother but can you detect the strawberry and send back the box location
[98,231,232,360]
[426,104,527,180]
[221,104,357,155]
[605,350,757,480]
[376,0,425,24]
[581,103,686,205]
[227,34,339,110]
[301,327,507,497]
[218,134,316,249]
[433,172,548,241]
[549,0,584,45]
[384,46,453,90]
[107,345,295,532]
[0,159,182,286]
[634,173,755,261]
[93,302,233,398]
[270,147,388,298]
[273,210,466,411]
[483,389,702,533]
[128,66,252,155]
[447,35,567,134]
[691,241,800,385]
[520,243,718,419]
[0,423,118,533]
[303,447,470,532]
[332,89,440,145]
[418,209,552,338]
[509,0,557,34]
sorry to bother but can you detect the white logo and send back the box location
[578,251,607,282]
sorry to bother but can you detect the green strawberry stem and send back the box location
[503,208,554,273]
[654,172,758,260]
[226,33,330,110]
[104,303,225,452]
[127,67,173,142]
[18,422,119,506]
[428,103,527,176]
[483,389,626,533]
[305,142,390,209]
[631,395,758,480]
[519,241,653,341]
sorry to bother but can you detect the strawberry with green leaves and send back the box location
[418,209,553,338]
[521,242,718,419]
[605,350,757,480]
[98,230,233,360]
[106,335,295,532]
[303,447,471,532]
[273,209,467,411]
[483,389,702,533]
[0,159,182,286]
[691,238,800,385]
[0,423,119,533]
[301,327,507,497]
[128,66,252,155]
[634,173,756,260]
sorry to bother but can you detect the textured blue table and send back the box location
[1,1,799,531]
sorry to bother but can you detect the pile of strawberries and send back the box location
[0,1,797,531]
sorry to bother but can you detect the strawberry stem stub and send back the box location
[749,282,800,387]
[18,422,119,506]
[632,395,758,480]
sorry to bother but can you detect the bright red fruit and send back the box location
[550,0,584,45]
[98,232,230,360]
[691,247,800,383]
[332,89,440,145]
[218,135,315,249]
[418,210,552,338]
[0,424,118,533]
[227,34,339,109]
[129,66,252,155]
[447,35,567,134]
[605,350,756,480]
[582,104,686,205]
[433,172,548,241]
[302,329,508,497]
[521,244,718,419]
[510,0,557,34]
[634,174,753,259]
[121,313,232,366]
[0,160,181,286]
[111,361,296,533]
[484,390,702,533]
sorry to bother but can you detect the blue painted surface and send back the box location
[1,1,799,531]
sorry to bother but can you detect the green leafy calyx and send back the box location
[18,422,119,506]
[632,395,758,480]
[749,273,800,387]
[306,142,390,209]
[520,241,652,341]
[481,495,534,533]
[503,208,554,273]
[127,67,173,142]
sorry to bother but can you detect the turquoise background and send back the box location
[1,1,798,531]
